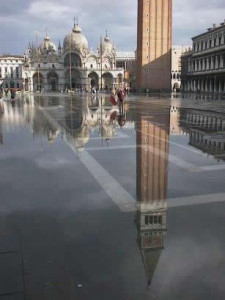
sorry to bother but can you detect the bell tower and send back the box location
[137,0,172,91]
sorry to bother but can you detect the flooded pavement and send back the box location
[0,93,225,300]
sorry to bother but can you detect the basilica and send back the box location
[23,22,127,92]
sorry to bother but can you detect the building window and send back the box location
[145,215,162,225]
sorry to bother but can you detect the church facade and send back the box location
[23,23,125,92]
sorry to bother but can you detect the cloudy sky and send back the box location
[0,0,225,54]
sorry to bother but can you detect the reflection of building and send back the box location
[170,106,184,135]
[24,23,126,92]
[180,108,225,160]
[26,94,120,152]
[137,0,172,91]
[0,114,3,144]
[181,21,225,93]
[0,55,24,89]
[136,105,170,287]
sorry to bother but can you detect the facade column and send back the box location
[219,78,222,93]
[209,78,212,92]
[220,55,223,69]
[201,80,204,92]
[205,79,208,92]
[206,58,209,70]
[215,56,219,69]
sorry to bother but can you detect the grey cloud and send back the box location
[0,0,225,54]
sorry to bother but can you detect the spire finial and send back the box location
[106,29,108,37]
[74,17,76,27]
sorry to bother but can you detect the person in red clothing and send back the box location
[117,88,126,103]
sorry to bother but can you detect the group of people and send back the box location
[109,88,127,127]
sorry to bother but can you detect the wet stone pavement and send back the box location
[0,93,225,300]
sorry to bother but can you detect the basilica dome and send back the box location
[101,34,114,54]
[63,24,88,52]
[41,36,57,52]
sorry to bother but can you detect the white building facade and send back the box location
[23,23,126,92]
[0,55,24,89]
[181,21,225,93]
[171,46,183,91]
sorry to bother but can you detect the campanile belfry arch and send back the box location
[137,0,172,91]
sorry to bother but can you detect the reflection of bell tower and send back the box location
[136,104,170,287]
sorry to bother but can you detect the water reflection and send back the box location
[0,114,3,144]
[135,104,170,288]
[1,94,225,297]
[180,108,225,161]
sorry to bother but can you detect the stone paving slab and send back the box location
[0,253,23,296]
[0,293,24,300]
[0,217,19,254]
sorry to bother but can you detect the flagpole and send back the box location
[100,35,103,91]
[70,33,72,91]
[35,31,40,92]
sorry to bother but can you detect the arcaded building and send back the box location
[23,23,126,92]
[181,21,225,93]
[0,55,24,89]
[137,0,172,91]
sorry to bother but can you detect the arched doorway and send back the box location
[88,72,99,91]
[64,53,82,68]
[65,69,82,90]
[47,71,59,92]
[173,82,180,92]
[33,73,44,92]
[102,73,113,91]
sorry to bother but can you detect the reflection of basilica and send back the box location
[0,94,121,152]
[135,104,170,287]
[180,108,225,160]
